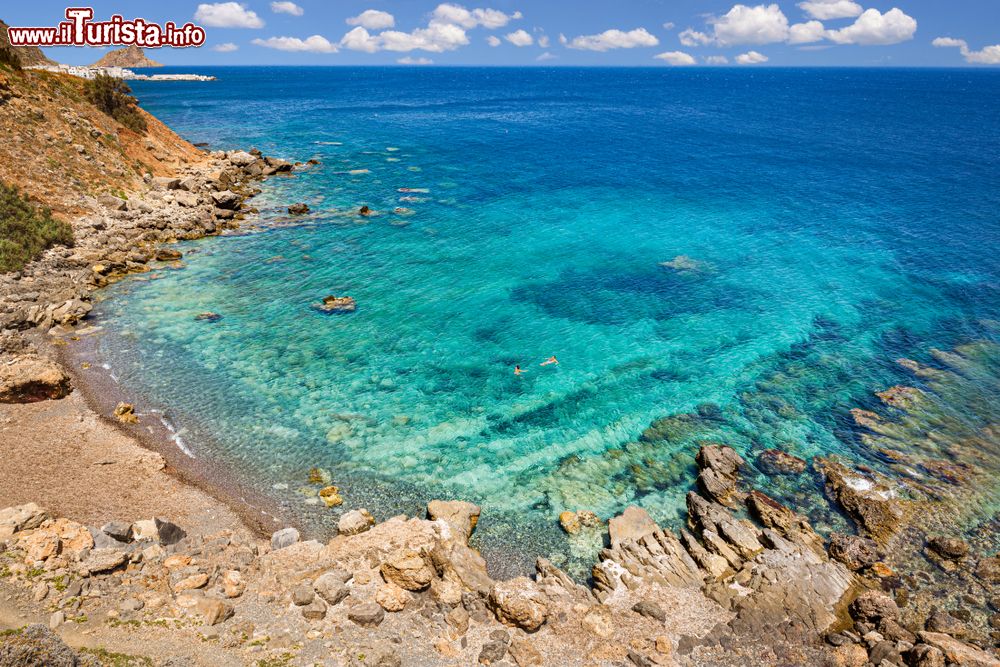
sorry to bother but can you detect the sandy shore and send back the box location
[0,384,247,540]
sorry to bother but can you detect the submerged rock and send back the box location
[926,536,969,560]
[814,458,904,543]
[288,202,309,215]
[557,509,601,535]
[314,295,356,314]
[756,448,807,476]
[828,533,880,571]
[318,485,343,508]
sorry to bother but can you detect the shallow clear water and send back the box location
[92,67,1000,573]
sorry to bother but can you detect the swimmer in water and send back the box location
[540,356,558,366]
[514,365,527,376]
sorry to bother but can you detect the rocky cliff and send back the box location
[91,44,163,68]
[0,19,56,67]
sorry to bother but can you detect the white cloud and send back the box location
[194,3,264,29]
[564,28,659,51]
[679,29,712,47]
[252,35,337,52]
[506,29,533,47]
[346,10,395,30]
[487,35,501,47]
[538,34,550,48]
[654,50,696,65]
[711,4,789,46]
[933,37,1000,65]
[788,20,825,44]
[735,50,768,64]
[270,1,303,17]
[663,22,675,30]
[211,42,239,52]
[341,22,470,53]
[797,0,862,20]
[825,8,916,45]
[536,51,556,61]
[430,4,521,30]
[398,56,433,65]
[705,55,729,64]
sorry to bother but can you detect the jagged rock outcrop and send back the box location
[696,443,745,506]
[814,457,906,543]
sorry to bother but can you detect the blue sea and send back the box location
[91,67,1000,574]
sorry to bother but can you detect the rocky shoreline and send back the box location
[2,437,997,666]
[1,69,999,666]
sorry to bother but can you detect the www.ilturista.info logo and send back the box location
[7,7,206,49]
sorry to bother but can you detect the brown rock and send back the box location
[375,582,411,612]
[113,402,138,424]
[814,458,904,542]
[337,508,375,536]
[828,533,880,571]
[316,296,356,314]
[347,602,385,627]
[508,637,544,667]
[825,644,868,667]
[917,631,1000,666]
[174,573,209,592]
[221,570,244,598]
[427,499,480,543]
[927,536,969,560]
[608,506,658,547]
[581,604,615,638]
[756,448,807,475]
[380,550,434,591]
[851,590,899,622]
[977,556,1000,583]
[558,510,601,535]
[488,577,549,632]
[0,356,71,403]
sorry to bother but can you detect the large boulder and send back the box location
[338,509,375,536]
[608,506,658,547]
[916,631,1000,666]
[828,533,880,571]
[211,190,240,210]
[814,458,905,542]
[0,503,48,538]
[227,150,256,167]
[696,444,745,506]
[0,356,71,403]
[380,550,434,591]
[488,577,549,632]
[850,590,899,622]
[427,500,480,544]
[756,448,807,476]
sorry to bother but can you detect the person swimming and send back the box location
[514,365,527,376]
[540,356,558,366]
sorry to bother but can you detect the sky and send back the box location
[6,1,1000,67]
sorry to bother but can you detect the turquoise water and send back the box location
[93,68,1000,572]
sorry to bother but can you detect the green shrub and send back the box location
[84,72,146,133]
[0,182,73,272]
